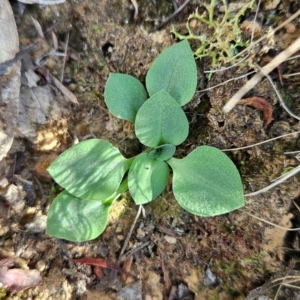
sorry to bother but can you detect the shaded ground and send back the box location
[1,0,300,299]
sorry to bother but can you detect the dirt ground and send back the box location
[1,0,300,299]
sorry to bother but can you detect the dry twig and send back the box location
[153,0,192,31]
[118,205,143,264]
[223,36,300,113]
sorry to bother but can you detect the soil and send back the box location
[1,0,300,299]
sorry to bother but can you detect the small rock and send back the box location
[139,222,144,229]
[117,235,124,241]
[35,260,46,272]
[136,228,145,239]
[203,267,218,287]
[0,178,8,189]
[117,281,142,300]
[115,226,122,234]
[25,214,47,232]
[164,235,177,244]
[177,283,191,298]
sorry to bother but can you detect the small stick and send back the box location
[153,0,192,31]
[119,241,151,263]
[199,71,255,92]
[60,31,69,82]
[118,205,142,263]
[240,209,300,231]
[221,130,300,152]
[130,0,138,19]
[245,164,300,197]
[223,36,300,113]
[264,73,300,121]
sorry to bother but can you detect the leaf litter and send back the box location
[238,96,273,126]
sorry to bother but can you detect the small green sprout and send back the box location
[171,0,255,68]
[46,41,244,242]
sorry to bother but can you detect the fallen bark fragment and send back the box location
[73,257,134,279]
[238,96,273,125]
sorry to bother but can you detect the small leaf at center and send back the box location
[135,90,189,147]
[148,144,176,161]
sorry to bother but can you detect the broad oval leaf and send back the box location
[128,153,169,205]
[104,73,147,122]
[168,146,244,216]
[148,144,176,161]
[146,40,197,106]
[135,90,189,147]
[48,139,131,200]
[46,191,110,242]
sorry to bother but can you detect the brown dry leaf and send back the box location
[73,257,132,278]
[238,96,273,125]
[0,258,41,292]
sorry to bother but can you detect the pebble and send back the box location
[35,260,46,272]
[136,228,145,239]
[117,235,124,241]
[115,226,122,234]
[164,235,177,244]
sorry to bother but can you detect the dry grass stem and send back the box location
[130,0,138,19]
[60,31,69,82]
[221,131,300,152]
[245,164,300,197]
[283,72,300,78]
[199,71,255,92]
[240,210,300,231]
[264,73,300,121]
[118,205,143,264]
[223,36,300,113]
[154,0,192,31]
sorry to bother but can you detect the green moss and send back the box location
[171,0,255,68]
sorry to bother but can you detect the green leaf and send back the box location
[168,146,244,216]
[46,191,111,242]
[148,144,176,161]
[104,73,148,122]
[135,90,189,147]
[146,40,197,106]
[128,153,169,204]
[48,139,131,200]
